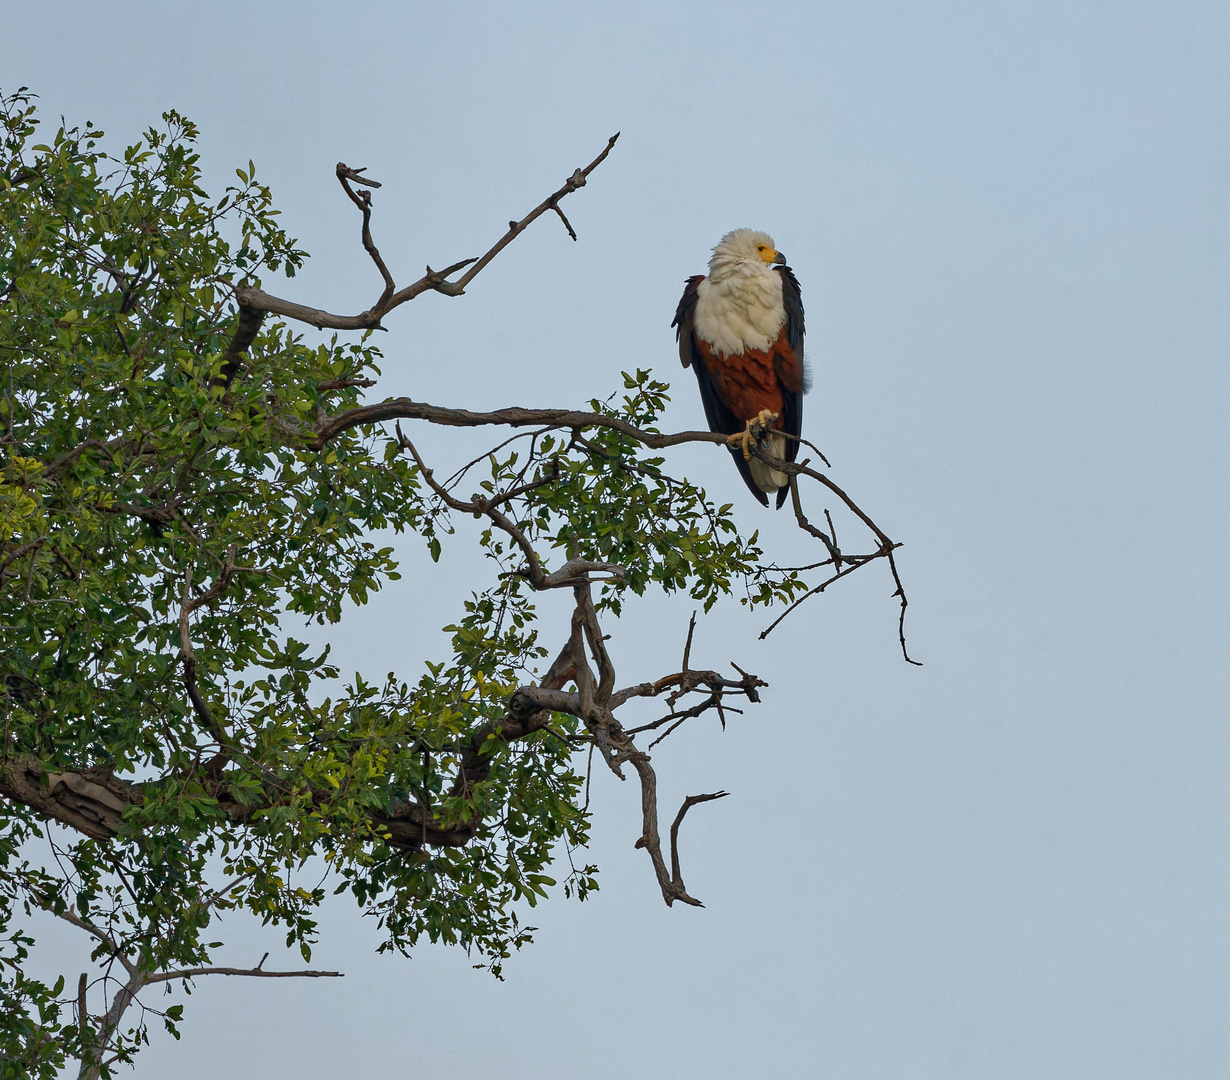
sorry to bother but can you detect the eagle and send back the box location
[672,228,808,508]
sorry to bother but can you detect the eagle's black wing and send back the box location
[773,265,808,509]
[673,276,769,506]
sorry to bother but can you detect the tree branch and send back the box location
[335,161,395,309]
[314,397,725,452]
[146,957,342,984]
[0,537,45,580]
[226,134,619,340]
[669,791,730,898]
[51,908,136,978]
[177,549,240,766]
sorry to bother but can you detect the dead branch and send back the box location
[645,696,742,750]
[886,546,921,666]
[669,792,730,898]
[223,134,620,348]
[524,558,626,589]
[626,755,719,908]
[146,956,342,984]
[335,161,395,310]
[758,553,883,640]
[680,611,697,677]
[789,470,842,570]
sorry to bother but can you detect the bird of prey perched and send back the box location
[672,228,809,508]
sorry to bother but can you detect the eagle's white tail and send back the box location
[748,432,788,493]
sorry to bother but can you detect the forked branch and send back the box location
[221,133,621,364]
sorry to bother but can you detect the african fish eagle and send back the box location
[672,229,809,508]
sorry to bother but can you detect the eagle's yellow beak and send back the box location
[770,249,786,266]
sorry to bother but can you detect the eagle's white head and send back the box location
[707,228,785,282]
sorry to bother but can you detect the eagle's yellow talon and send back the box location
[727,411,781,461]
[754,408,778,432]
[726,427,754,460]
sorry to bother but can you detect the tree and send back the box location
[0,88,912,1077]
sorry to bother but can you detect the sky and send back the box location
[4,1,1230,1076]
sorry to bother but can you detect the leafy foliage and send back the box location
[0,88,814,1073]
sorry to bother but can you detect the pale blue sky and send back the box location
[4,2,1229,1077]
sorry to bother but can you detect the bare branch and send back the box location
[228,134,620,337]
[778,428,832,469]
[771,465,918,660]
[792,458,893,549]
[645,698,731,750]
[521,558,626,590]
[146,962,342,984]
[335,161,395,309]
[336,164,381,189]
[627,756,712,907]
[758,552,884,640]
[552,201,577,241]
[886,546,922,666]
[680,610,697,674]
[514,603,750,908]
[789,471,842,570]
[669,791,730,898]
[440,140,618,296]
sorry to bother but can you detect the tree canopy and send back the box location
[0,88,910,1078]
